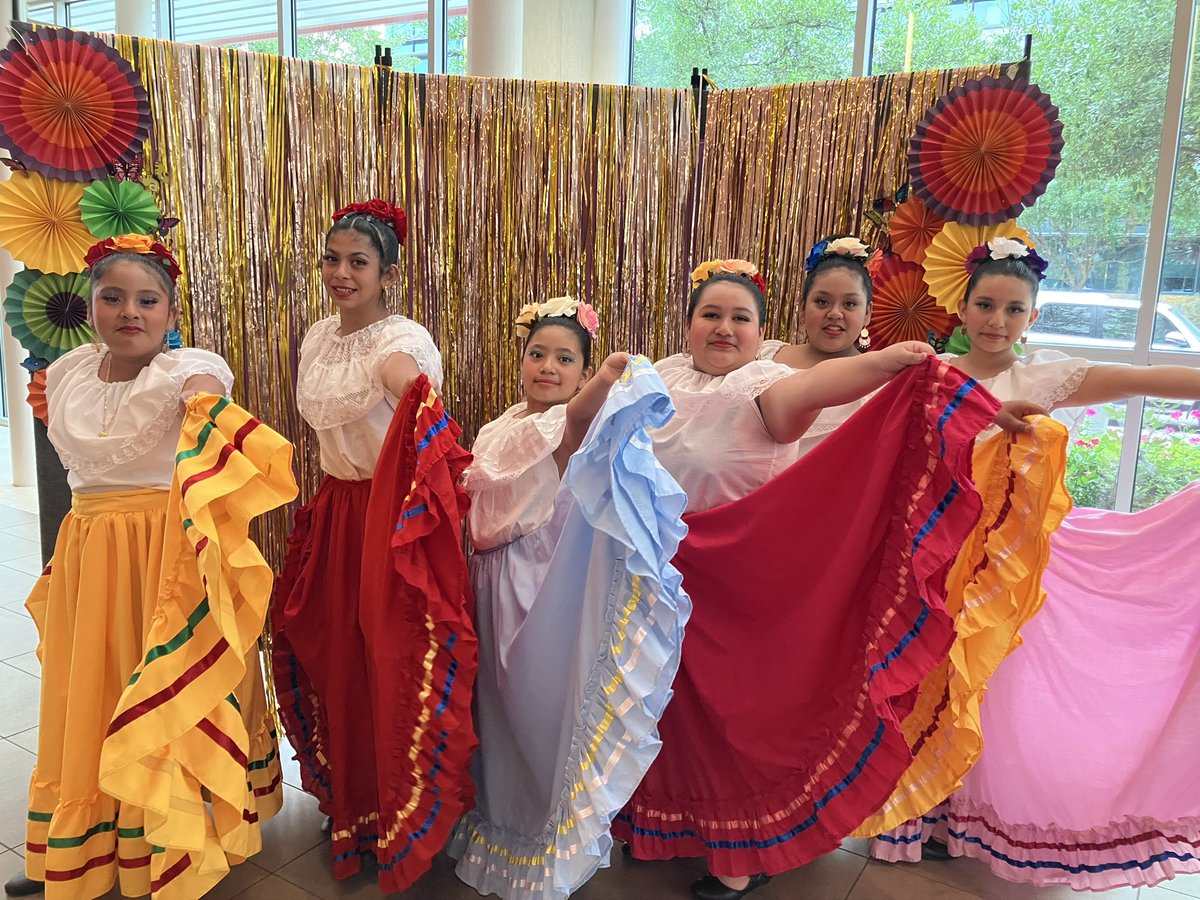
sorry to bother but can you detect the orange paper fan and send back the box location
[869,255,958,349]
[889,197,945,265]
[26,369,48,426]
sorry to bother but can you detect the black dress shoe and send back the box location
[691,873,770,900]
[922,838,952,861]
[4,873,43,897]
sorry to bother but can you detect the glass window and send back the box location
[27,3,59,25]
[446,4,468,76]
[1133,397,1200,510]
[1067,401,1128,511]
[873,0,1175,322]
[1030,302,1094,338]
[173,0,279,49]
[66,0,118,33]
[1097,306,1139,343]
[296,0,430,70]
[631,0,858,88]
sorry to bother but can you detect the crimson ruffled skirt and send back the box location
[271,376,477,893]
[613,359,1000,877]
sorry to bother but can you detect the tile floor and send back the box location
[0,423,1197,899]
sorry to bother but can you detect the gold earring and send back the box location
[857,327,871,350]
[798,329,809,345]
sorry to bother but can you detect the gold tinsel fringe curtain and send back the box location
[104,33,994,567]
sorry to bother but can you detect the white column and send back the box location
[0,0,35,488]
[590,0,631,85]
[115,0,155,36]
[467,0,523,78]
[522,0,591,82]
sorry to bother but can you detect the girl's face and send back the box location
[959,274,1039,354]
[521,324,592,413]
[687,281,763,375]
[320,229,398,312]
[802,267,870,354]
[90,259,177,360]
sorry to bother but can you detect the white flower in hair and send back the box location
[825,237,870,259]
[988,237,1030,260]
[540,296,578,318]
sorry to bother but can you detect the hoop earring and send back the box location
[856,328,872,351]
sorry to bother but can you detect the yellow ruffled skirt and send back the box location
[855,416,1072,835]
[23,395,296,899]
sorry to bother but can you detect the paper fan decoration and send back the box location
[869,255,958,350]
[0,28,151,182]
[4,268,94,361]
[26,368,48,426]
[80,177,161,239]
[889,197,945,264]
[0,171,93,274]
[909,77,1063,225]
[923,220,1031,314]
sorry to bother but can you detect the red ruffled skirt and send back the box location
[613,359,999,877]
[272,376,477,893]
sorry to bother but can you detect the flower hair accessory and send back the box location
[514,296,599,340]
[332,199,408,244]
[689,258,768,296]
[964,237,1048,281]
[804,236,872,273]
[84,233,182,283]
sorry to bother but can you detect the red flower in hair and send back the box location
[332,199,408,244]
[749,272,768,296]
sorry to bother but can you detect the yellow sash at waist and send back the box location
[71,488,170,517]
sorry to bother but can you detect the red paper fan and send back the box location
[869,255,958,349]
[888,197,945,264]
[0,28,151,182]
[909,77,1063,226]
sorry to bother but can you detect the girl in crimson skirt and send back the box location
[271,200,476,894]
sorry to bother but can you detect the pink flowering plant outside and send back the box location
[1067,401,1200,510]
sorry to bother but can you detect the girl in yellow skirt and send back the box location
[11,235,296,899]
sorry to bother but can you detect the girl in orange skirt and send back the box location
[15,235,294,899]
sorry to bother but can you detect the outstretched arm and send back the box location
[758,342,933,443]
[1063,365,1200,408]
[552,352,631,475]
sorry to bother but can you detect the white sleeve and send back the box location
[375,318,443,390]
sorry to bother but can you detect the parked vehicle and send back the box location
[1028,291,1200,352]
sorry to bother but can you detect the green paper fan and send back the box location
[3,268,94,361]
[79,177,161,239]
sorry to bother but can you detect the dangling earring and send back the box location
[162,332,169,351]
[1020,333,1028,345]
[857,327,871,351]
[798,329,809,345]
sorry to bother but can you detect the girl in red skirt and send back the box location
[271,200,475,893]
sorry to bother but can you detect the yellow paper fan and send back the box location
[923,220,1033,314]
[0,172,92,274]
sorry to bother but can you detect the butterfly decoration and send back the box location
[925,330,950,353]
[106,154,143,183]
[21,355,50,373]
[156,216,180,239]
[0,157,28,173]
[865,184,911,231]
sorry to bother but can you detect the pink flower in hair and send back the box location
[577,302,600,338]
